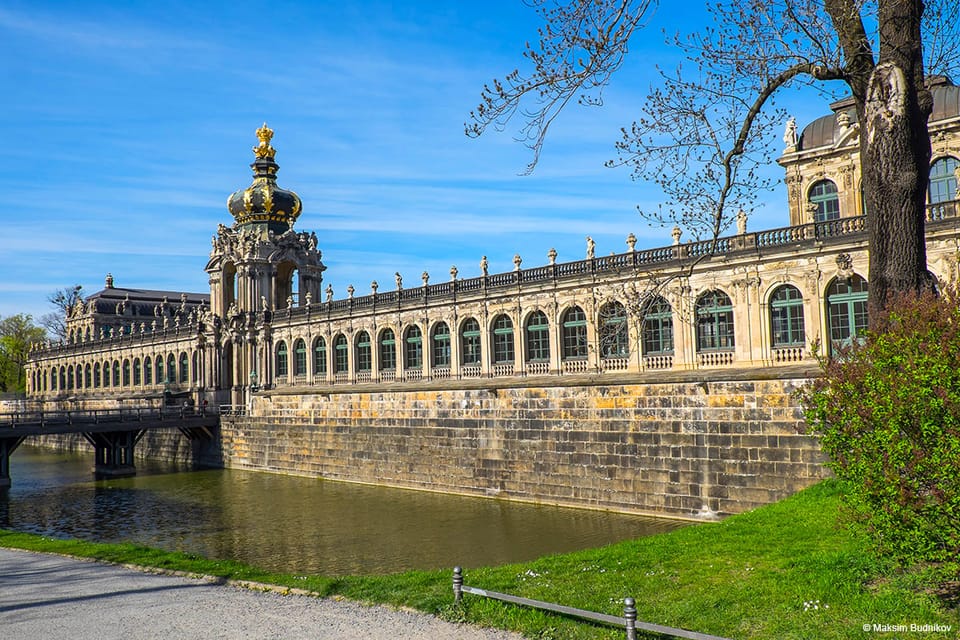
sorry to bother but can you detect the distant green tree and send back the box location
[0,314,46,394]
[801,288,960,564]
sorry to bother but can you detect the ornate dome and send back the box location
[227,124,302,232]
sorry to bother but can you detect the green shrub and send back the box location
[802,288,960,564]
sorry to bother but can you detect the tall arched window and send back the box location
[355,331,372,372]
[770,285,806,348]
[144,356,152,385]
[93,362,101,388]
[809,179,840,222]
[122,360,131,386]
[598,301,629,358]
[179,352,189,384]
[404,326,423,369]
[827,275,868,350]
[333,334,348,373]
[313,337,327,375]
[431,322,451,367]
[696,290,735,351]
[561,306,588,360]
[156,357,165,385]
[929,156,959,204]
[525,311,550,362]
[275,341,289,377]
[84,364,92,389]
[166,354,175,384]
[378,329,396,371]
[293,339,307,376]
[642,297,674,354]
[460,318,482,365]
[133,358,142,386]
[491,314,515,364]
[113,360,121,387]
[60,366,67,390]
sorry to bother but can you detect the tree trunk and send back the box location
[857,0,932,325]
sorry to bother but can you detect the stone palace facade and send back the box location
[25,81,960,408]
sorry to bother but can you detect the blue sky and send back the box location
[1,1,835,323]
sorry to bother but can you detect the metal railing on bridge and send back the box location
[0,405,216,429]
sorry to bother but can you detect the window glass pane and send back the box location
[379,330,396,371]
[642,297,674,354]
[492,315,515,364]
[461,318,482,365]
[432,323,450,367]
[526,311,550,362]
[599,302,628,357]
[314,338,327,375]
[405,326,423,369]
[929,156,959,204]
[809,180,840,222]
[356,332,372,371]
[561,306,588,359]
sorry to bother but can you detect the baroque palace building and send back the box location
[25,81,960,408]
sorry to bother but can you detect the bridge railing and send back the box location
[0,405,217,428]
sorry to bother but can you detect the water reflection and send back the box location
[2,445,687,575]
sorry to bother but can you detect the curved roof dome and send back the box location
[226,124,302,232]
[797,81,960,151]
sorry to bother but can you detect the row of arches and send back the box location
[270,277,868,384]
[34,351,199,394]
[809,155,958,222]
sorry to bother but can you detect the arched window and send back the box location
[293,339,307,376]
[166,354,175,384]
[378,329,396,371]
[144,357,152,385]
[770,285,806,348]
[460,318,481,365]
[525,311,550,362]
[355,331,372,372]
[133,358,142,386]
[827,275,868,350]
[60,366,67,390]
[491,314,515,364]
[404,326,423,369]
[642,297,674,354]
[809,179,839,222]
[113,360,121,387]
[929,156,959,204]
[313,337,327,375]
[333,334,349,373]
[276,341,289,377]
[122,360,131,386]
[84,364,92,389]
[561,306,588,360]
[156,356,165,385]
[696,290,735,351]
[431,322,451,367]
[93,362,101,388]
[179,352,189,384]
[599,301,629,358]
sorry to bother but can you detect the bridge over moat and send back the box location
[0,406,220,488]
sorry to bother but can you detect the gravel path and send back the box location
[0,548,524,640]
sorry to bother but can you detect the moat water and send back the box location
[1,445,687,575]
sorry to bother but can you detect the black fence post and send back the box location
[624,597,637,640]
[452,567,463,604]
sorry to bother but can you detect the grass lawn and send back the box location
[1,480,957,639]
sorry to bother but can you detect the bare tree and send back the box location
[468,0,960,323]
[40,284,84,341]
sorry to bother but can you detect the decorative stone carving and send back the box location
[671,226,682,245]
[586,236,595,259]
[395,272,402,290]
[513,254,522,271]
[736,210,747,235]
[421,271,429,286]
[626,233,636,252]
[450,265,458,280]
[835,252,854,281]
[548,248,557,264]
[782,116,797,151]
[480,256,488,276]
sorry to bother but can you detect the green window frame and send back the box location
[404,326,423,369]
[491,314,515,364]
[432,322,451,367]
[333,334,348,373]
[561,306,588,359]
[827,275,868,351]
[144,357,152,385]
[179,352,189,384]
[770,285,805,347]
[93,362,101,388]
[696,290,735,352]
[166,354,175,384]
[276,341,289,377]
[313,337,327,375]
[133,359,141,386]
[460,318,482,365]
[929,156,959,204]
[525,311,550,362]
[809,179,839,222]
[599,302,629,358]
[355,331,372,372]
[379,329,397,371]
[293,339,307,376]
[642,296,674,355]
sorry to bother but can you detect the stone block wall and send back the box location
[220,371,829,518]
